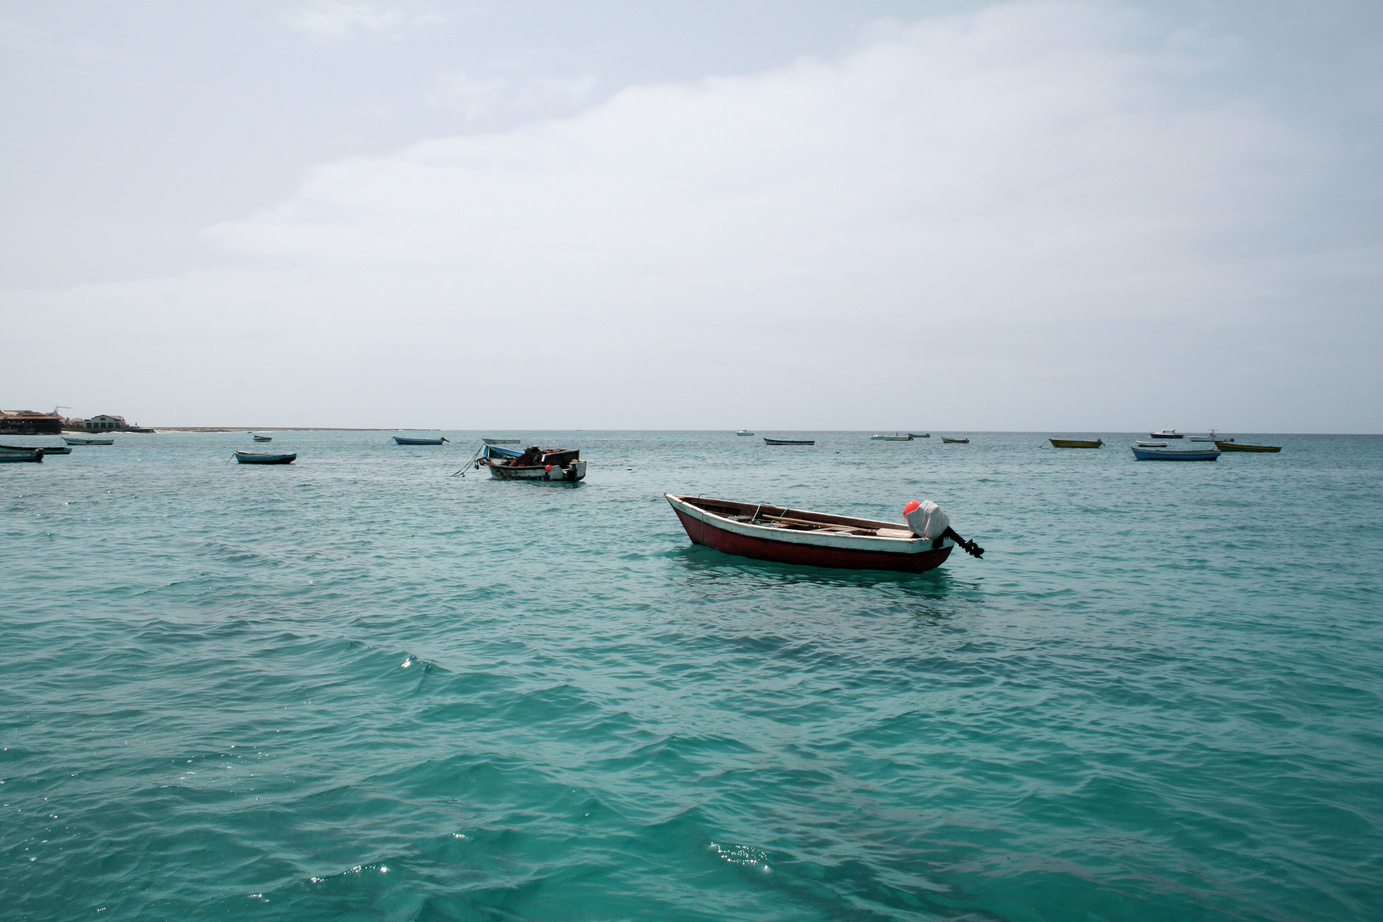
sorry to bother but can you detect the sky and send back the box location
[2,1,1380,431]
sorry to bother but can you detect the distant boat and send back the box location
[234,451,297,465]
[908,433,930,438]
[1150,428,1183,439]
[941,437,969,444]
[0,447,43,462]
[1131,447,1219,461]
[253,434,273,442]
[481,438,520,445]
[665,494,983,573]
[63,437,114,445]
[870,433,912,441]
[1,442,70,454]
[764,438,815,446]
[474,445,585,482]
[1215,441,1280,453]
[1049,438,1102,448]
[1137,440,1168,448]
[393,436,448,445]
[735,430,753,436]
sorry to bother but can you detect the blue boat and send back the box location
[393,436,448,445]
[234,451,297,465]
[1131,447,1220,461]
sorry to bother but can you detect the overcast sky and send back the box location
[3,1,1380,431]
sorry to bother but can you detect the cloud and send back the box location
[285,1,444,43]
[8,1,1377,430]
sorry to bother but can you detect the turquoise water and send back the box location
[3,431,1381,921]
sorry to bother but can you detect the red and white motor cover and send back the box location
[903,500,949,540]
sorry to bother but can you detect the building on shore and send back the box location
[83,414,127,431]
[0,410,63,435]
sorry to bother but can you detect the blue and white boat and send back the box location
[1131,447,1220,461]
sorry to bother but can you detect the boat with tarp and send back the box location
[665,494,982,573]
[473,444,586,482]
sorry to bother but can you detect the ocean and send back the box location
[3,430,1380,921]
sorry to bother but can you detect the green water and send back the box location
[3,431,1380,920]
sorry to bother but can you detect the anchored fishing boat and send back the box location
[1131,447,1219,461]
[1,442,69,455]
[233,451,297,465]
[1150,428,1183,439]
[909,433,930,438]
[665,494,982,573]
[393,436,448,445]
[252,433,273,442]
[1215,441,1280,453]
[941,437,969,444]
[1049,438,1102,448]
[763,438,815,446]
[0,447,44,462]
[482,438,520,445]
[63,437,114,445]
[870,433,912,441]
[735,430,753,436]
[474,444,586,482]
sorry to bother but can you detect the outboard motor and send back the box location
[903,500,984,558]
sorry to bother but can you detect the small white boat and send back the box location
[252,434,273,442]
[735,430,753,436]
[870,433,913,441]
[666,494,983,572]
[1136,440,1168,448]
[1150,428,1183,439]
[481,438,520,445]
[64,436,114,446]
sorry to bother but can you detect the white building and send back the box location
[85,414,127,431]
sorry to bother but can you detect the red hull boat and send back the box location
[665,494,982,573]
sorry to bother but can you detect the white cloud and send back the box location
[285,1,444,43]
[7,1,1378,430]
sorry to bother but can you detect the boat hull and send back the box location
[870,434,912,441]
[1215,441,1280,452]
[1,443,68,454]
[0,450,43,462]
[666,494,954,574]
[763,438,814,445]
[394,437,447,445]
[1049,439,1102,448]
[941,438,969,444]
[484,459,586,482]
[63,437,114,445]
[234,452,297,464]
[1131,448,1219,461]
